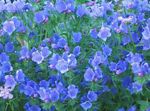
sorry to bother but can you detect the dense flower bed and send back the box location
[0,0,150,111]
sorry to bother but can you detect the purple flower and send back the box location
[72,32,82,43]
[142,39,150,50]
[97,26,111,41]
[15,69,25,82]
[32,51,44,64]
[84,68,95,81]
[87,91,98,102]
[0,86,13,99]
[5,75,16,89]
[5,42,14,53]
[40,46,51,58]
[80,101,92,110]
[3,20,16,35]
[76,5,86,17]
[55,59,69,73]
[68,84,78,99]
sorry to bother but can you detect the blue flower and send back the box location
[25,104,41,111]
[57,38,67,48]
[87,91,98,102]
[19,46,30,59]
[102,45,112,57]
[50,89,59,102]
[32,51,44,64]
[84,68,95,81]
[67,54,77,68]
[1,62,13,73]
[3,20,16,35]
[73,46,81,57]
[80,101,92,110]
[34,11,46,24]
[38,87,51,102]
[55,59,69,73]
[40,46,51,58]
[90,29,98,39]
[142,25,150,40]
[55,0,67,13]
[67,84,78,99]
[5,42,14,53]
[72,32,82,43]
[5,75,16,89]
[0,53,9,63]
[97,26,111,41]
[15,69,25,82]
[76,5,86,17]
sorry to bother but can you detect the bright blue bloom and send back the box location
[3,20,16,35]
[40,46,51,58]
[80,101,92,111]
[0,53,9,63]
[90,29,98,39]
[68,84,78,99]
[50,89,59,102]
[72,32,82,43]
[20,46,30,59]
[38,87,51,102]
[84,68,95,81]
[142,39,150,50]
[12,16,21,28]
[55,0,67,13]
[34,11,46,24]
[5,75,16,89]
[102,45,112,57]
[1,62,13,73]
[91,51,106,67]
[122,76,132,88]
[55,59,69,73]
[67,54,77,68]
[73,46,81,57]
[39,80,49,88]
[32,51,44,64]
[122,36,131,45]
[57,38,67,48]
[5,42,14,53]
[76,5,86,17]
[97,26,111,41]
[26,104,41,111]
[15,69,25,82]
[115,60,128,74]
[87,91,98,102]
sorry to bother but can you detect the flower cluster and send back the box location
[0,0,150,111]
